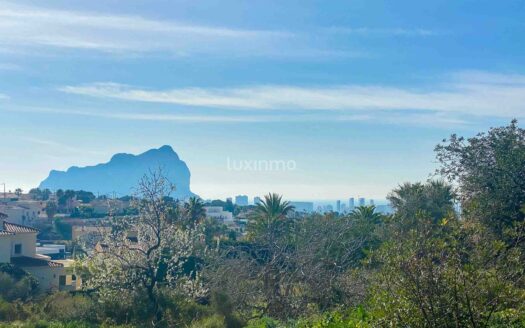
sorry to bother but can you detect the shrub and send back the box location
[190,314,227,328]
[245,317,282,328]
[40,292,94,323]
[0,271,39,302]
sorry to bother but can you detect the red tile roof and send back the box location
[0,230,14,236]
[11,256,63,268]
[3,221,39,233]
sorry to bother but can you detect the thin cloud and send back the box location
[5,105,469,128]
[9,106,371,124]
[0,93,10,100]
[60,71,525,119]
[0,1,292,56]
[325,27,444,37]
[0,2,426,59]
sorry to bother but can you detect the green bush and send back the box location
[245,317,282,328]
[0,271,39,302]
[190,314,227,328]
[39,292,94,323]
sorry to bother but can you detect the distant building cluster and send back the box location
[290,201,314,213]
[225,194,393,215]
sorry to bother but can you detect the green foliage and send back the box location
[190,314,227,328]
[247,193,295,240]
[183,196,207,226]
[245,317,282,328]
[387,180,456,224]
[293,308,371,328]
[45,201,58,219]
[70,205,103,219]
[53,219,72,240]
[39,292,94,323]
[203,218,231,245]
[75,190,96,204]
[0,265,39,302]
[28,188,51,201]
[210,292,244,328]
[366,214,525,327]
[0,263,33,281]
[436,119,525,235]
[348,206,383,224]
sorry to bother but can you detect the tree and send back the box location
[28,188,41,200]
[56,189,64,199]
[387,180,456,225]
[207,194,296,319]
[58,190,76,213]
[75,190,95,204]
[14,188,22,197]
[183,197,206,226]
[248,193,294,240]
[247,193,295,317]
[207,209,370,320]
[435,120,525,235]
[30,188,51,201]
[44,201,58,219]
[41,189,51,201]
[368,214,525,327]
[349,206,383,224]
[207,194,375,319]
[84,172,204,325]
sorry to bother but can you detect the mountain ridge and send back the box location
[39,145,196,199]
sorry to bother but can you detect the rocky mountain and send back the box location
[39,145,196,199]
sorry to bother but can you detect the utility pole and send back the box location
[1,183,5,202]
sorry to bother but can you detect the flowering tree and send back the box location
[84,171,205,324]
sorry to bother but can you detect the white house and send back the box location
[0,200,46,226]
[204,206,233,222]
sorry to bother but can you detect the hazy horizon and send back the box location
[1,1,524,200]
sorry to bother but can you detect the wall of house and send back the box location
[0,202,45,226]
[0,207,25,225]
[10,233,37,257]
[0,236,11,263]
[22,266,65,291]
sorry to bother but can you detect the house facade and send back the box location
[0,219,79,292]
[0,202,44,226]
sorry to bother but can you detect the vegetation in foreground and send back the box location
[0,120,524,327]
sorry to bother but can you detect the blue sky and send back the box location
[0,0,524,201]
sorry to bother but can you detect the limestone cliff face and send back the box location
[39,145,196,199]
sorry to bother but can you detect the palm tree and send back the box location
[183,196,206,225]
[248,193,294,317]
[349,205,383,223]
[249,193,294,239]
[388,180,455,223]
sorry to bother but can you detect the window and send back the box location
[59,275,66,286]
[14,244,22,254]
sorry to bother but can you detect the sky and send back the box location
[0,0,524,201]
